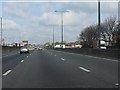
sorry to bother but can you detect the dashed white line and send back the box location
[115,83,119,86]
[79,67,91,73]
[61,58,65,61]
[27,56,29,58]
[3,70,12,76]
[54,55,56,56]
[21,60,24,62]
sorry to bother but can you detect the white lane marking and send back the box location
[27,56,29,58]
[51,50,118,62]
[83,55,119,62]
[3,70,12,76]
[115,83,119,86]
[61,58,65,61]
[21,60,24,62]
[79,67,91,73]
[54,55,56,56]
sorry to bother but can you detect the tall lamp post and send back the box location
[47,25,56,49]
[0,17,2,46]
[119,1,120,21]
[54,10,69,49]
[53,26,55,49]
[98,0,101,48]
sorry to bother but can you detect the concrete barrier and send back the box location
[54,48,120,60]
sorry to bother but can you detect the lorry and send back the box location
[22,41,28,46]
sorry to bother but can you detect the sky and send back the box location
[0,0,119,44]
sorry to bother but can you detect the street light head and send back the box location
[54,10,70,13]
[54,10,58,12]
[66,10,70,12]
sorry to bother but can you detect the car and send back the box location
[34,47,37,49]
[38,48,43,50]
[20,47,29,54]
[7,44,14,47]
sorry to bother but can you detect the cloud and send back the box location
[3,19,20,30]
[3,2,30,18]
[31,10,88,26]
[0,2,2,17]
[61,1,118,14]
[2,0,119,1]
[101,2,118,13]
[64,10,87,25]
[4,7,26,18]
[31,12,61,26]
[2,1,119,44]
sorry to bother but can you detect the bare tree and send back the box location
[78,25,98,47]
[78,16,119,48]
[102,17,116,43]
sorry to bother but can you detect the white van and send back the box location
[54,45,61,48]
[100,41,107,49]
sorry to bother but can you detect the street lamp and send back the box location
[52,26,55,49]
[98,0,101,48]
[0,17,2,46]
[118,1,120,21]
[46,25,57,49]
[54,10,69,49]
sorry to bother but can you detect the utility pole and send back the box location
[47,25,56,49]
[98,0,101,48]
[53,26,55,49]
[54,10,69,49]
[118,1,120,21]
[61,12,63,49]
[0,17,2,46]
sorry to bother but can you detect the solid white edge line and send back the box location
[84,55,119,62]
[3,70,12,76]
[51,50,119,62]
[79,67,91,73]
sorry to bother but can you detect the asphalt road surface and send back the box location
[2,49,119,88]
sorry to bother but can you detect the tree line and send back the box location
[78,16,120,48]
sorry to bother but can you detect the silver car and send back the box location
[20,47,29,54]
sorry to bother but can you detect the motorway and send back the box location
[2,49,119,88]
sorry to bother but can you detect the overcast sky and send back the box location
[0,0,119,44]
